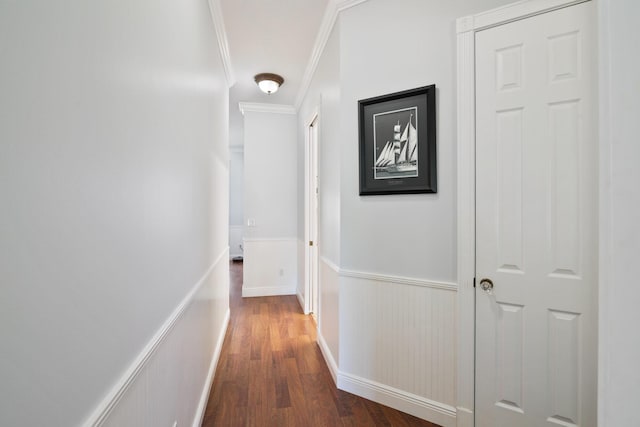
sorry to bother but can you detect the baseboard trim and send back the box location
[455,406,474,427]
[296,291,305,313]
[317,333,338,384]
[242,285,296,297]
[83,248,229,427]
[192,308,230,427]
[337,372,457,427]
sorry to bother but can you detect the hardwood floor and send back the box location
[202,262,441,427]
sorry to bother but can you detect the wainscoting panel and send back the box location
[86,249,230,427]
[229,225,244,258]
[318,257,340,382]
[243,238,298,297]
[338,272,457,427]
[296,238,306,310]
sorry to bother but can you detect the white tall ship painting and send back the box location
[373,108,418,179]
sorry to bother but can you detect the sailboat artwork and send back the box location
[373,107,418,179]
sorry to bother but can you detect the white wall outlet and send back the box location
[247,218,256,227]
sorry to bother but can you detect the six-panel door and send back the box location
[475,3,597,426]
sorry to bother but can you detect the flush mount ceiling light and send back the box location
[254,73,284,94]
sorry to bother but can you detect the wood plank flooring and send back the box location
[202,262,441,427]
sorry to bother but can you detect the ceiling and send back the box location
[219,0,331,146]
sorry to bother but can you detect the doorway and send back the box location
[305,113,319,318]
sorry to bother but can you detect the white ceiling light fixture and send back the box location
[254,73,284,94]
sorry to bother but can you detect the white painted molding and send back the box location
[242,285,296,298]
[294,2,339,109]
[456,406,474,427]
[340,268,458,292]
[305,106,320,128]
[206,0,236,87]
[243,237,297,243]
[192,308,230,427]
[320,256,340,274]
[456,17,477,427]
[83,248,230,427]
[317,332,338,384]
[238,102,296,115]
[456,0,589,33]
[335,0,370,9]
[456,15,476,34]
[294,0,371,109]
[319,256,457,291]
[337,372,456,427]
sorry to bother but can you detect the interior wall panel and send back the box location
[98,251,230,427]
[243,239,298,297]
[339,275,456,408]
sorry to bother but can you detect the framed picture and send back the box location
[358,85,436,195]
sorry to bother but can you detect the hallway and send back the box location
[202,262,440,426]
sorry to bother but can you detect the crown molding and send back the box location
[294,0,370,109]
[207,0,236,87]
[238,102,297,115]
[335,0,371,12]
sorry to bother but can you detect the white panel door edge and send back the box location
[304,109,320,315]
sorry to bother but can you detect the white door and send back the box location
[475,2,596,426]
[307,116,319,317]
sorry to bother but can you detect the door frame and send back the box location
[304,107,320,316]
[455,1,591,425]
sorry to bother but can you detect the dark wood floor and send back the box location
[202,262,440,427]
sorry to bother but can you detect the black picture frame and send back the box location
[358,85,436,195]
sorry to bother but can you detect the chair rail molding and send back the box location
[320,256,340,274]
[340,268,458,292]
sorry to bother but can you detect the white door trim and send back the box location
[458,0,590,33]
[304,107,319,315]
[455,1,593,425]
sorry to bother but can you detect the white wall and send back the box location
[229,147,244,257]
[334,0,514,423]
[339,0,512,280]
[598,1,640,425]
[243,110,298,296]
[0,0,230,425]
[229,148,244,227]
[244,111,298,239]
[298,24,342,365]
